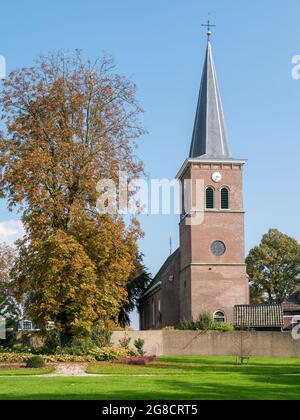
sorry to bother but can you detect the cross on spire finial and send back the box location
[201,19,216,40]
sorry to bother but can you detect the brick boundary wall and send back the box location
[111,331,300,358]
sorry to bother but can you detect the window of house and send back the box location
[221,187,229,209]
[213,311,226,323]
[206,187,214,209]
[23,320,33,330]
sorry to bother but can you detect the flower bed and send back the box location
[0,352,95,364]
[120,355,156,366]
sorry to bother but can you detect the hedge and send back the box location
[0,352,95,363]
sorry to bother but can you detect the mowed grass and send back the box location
[0,368,54,376]
[0,357,300,400]
[87,356,300,376]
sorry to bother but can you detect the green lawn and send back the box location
[0,357,299,400]
[0,368,54,376]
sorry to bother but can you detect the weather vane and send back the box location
[201,19,216,40]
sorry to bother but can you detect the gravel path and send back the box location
[47,363,95,377]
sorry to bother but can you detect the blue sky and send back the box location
[1,1,300,328]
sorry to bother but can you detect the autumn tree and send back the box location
[246,229,300,304]
[0,243,18,319]
[0,51,145,339]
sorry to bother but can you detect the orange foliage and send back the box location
[0,52,145,337]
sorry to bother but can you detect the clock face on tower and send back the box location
[212,171,222,183]
[211,241,226,257]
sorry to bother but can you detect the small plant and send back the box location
[178,319,196,330]
[134,338,146,356]
[26,355,46,369]
[196,312,214,331]
[119,335,131,351]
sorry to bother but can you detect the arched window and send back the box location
[214,311,226,323]
[206,187,214,209]
[152,299,155,327]
[221,187,229,209]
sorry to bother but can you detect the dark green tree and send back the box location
[246,229,300,304]
[118,259,151,327]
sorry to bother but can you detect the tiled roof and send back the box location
[140,248,180,299]
[234,305,283,328]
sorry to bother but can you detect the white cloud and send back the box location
[0,220,25,246]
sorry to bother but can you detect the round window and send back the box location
[211,241,226,257]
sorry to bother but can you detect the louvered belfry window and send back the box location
[221,188,229,209]
[206,187,214,209]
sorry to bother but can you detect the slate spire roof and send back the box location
[189,36,231,159]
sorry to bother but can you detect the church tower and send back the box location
[177,28,249,324]
[139,27,249,330]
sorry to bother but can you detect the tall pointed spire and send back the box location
[189,32,231,159]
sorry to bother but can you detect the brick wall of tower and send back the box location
[179,161,249,324]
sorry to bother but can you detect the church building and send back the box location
[140,29,250,329]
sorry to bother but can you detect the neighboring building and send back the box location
[18,319,38,332]
[140,29,249,330]
[18,319,55,332]
[234,305,283,332]
[283,288,300,330]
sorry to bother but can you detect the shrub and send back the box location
[122,355,156,365]
[0,352,28,363]
[195,313,214,331]
[89,346,127,361]
[178,313,234,332]
[119,336,131,351]
[128,357,147,366]
[44,354,95,363]
[43,330,61,354]
[0,352,96,363]
[119,336,139,357]
[213,322,234,332]
[134,338,146,356]
[60,337,96,356]
[26,356,45,369]
[178,320,196,330]
[1,330,17,349]
[43,354,95,362]
[91,325,112,348]
[11,345,33,354]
